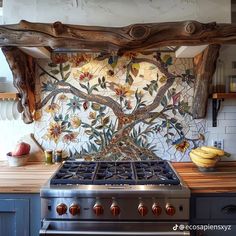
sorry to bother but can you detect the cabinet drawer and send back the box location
[195,197,236,220]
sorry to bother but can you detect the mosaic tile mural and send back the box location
[34,52,206,161]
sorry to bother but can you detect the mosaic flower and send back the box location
[62,132,79,143]
[89,111,97,120]
[175,140,190,153]
[52,54,68,64]
[67,96,81,113]
[70,116,81,129]
[79,71,93,81]
[123,52,137,59]
[45,103,60,114]
[69,54,89,67]
[114,84,134,98]
[58,94,68,101]
[73,70,94,82]
[46,122,62,143]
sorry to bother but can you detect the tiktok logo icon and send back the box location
[173,224,178,231]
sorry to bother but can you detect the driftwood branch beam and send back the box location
[0,20,236,52]
[0,20,235,123]
[192,44,220,118]
[1,46,36,124]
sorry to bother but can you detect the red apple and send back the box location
[12,142,31,157]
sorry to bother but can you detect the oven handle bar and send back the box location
[40,230,190,236]
[39,221,190,236]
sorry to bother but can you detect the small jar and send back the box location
[44,150,53,165]
[54,149,63,163]
[230,75,236,92]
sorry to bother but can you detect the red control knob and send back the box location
[69,204,80,216]
[56,203,67,215]
[166,204,175,216]
[152,204,162,216]
[93,204,104,216]
[138,203,148,216]
[110,204,120,216]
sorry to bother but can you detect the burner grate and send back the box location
[94,162,136,185]
[50,160,180,185]
[134,161,180,185]
[50,161,96,185]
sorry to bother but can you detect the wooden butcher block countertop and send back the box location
[0,160,235,194]
[0,161,59,193]
[172,161,236,194]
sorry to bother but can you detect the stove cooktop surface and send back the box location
[50,160,180,186]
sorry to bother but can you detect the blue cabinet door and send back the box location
[0,199,29,236]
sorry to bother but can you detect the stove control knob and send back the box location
[56,203,67,215]
[166,204,175,216]
[138,203,148,216]
[152,204,162,216]
[69,204,80,216]
[93,204,104,216]
[110,204,120,216]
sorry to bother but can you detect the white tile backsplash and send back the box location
[206,99,236,160]
[226,126,236,134]
[219,119,236,127]
[225,112,236,120]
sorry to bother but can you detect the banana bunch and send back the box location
[189,146,225,168]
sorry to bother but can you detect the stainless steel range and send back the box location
[40,160,190,236]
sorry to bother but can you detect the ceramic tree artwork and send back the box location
[34,52,205,161]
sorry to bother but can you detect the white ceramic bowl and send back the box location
[7,152,30,167]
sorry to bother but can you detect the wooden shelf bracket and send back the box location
[212,98,223,127]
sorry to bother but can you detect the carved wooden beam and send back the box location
[0,20,236,52]
[1,46,36,124]
[192,44,220,118]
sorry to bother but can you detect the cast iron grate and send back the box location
[50,160,180,185]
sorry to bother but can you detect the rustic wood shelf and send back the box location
[0,92,19,100]
[212,93,236,99]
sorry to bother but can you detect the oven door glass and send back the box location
[39,220,190,236]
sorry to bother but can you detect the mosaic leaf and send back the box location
[161,95,168,107]
[51,69,60,75]
[131,63,140,77]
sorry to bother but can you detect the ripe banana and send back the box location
[191,148,218,159]
[189,152,218,167]
[201,146,225,156]
[190,157,213,168]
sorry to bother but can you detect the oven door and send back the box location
[39,220,190,236]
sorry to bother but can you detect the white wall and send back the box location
[2,0,231,25]
[0,49,13,81]
[0,120,34,158]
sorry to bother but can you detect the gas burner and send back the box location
[94,162,135,184]
[50,160,180,185]
[50,162,96,185]
[134,161,179,185]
